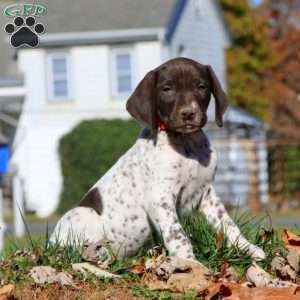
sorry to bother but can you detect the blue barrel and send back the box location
[0,145,9,173]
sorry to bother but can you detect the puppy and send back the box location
[51,58,265,262]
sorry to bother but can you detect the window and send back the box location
[111,48,134,98]
[47,53,71,101]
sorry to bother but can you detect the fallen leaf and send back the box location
[287,249,300,273]
[224,267,240,283]
[143,256,211,293]
[207,283,300,300]
[206,283,233,299]
[219,261,230,277]
[213,262,239,283]
[146,245,166,258]
[30,266,77,288]
[155,256,192,280]
[246,263,295,288]
[271,255,286,271]
[145,247,167,272]
[30,266,56,284]
[53,272,75,286]
[260,228,274,242]
[72,262,121,279]
[0,284,14,300]
[271,256,297,281]
[242,287,300,300]
[81,240,114,269]
[282,230,300,253]
[128,259,146,275]
[13,249,37,263]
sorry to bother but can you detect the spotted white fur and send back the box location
[51,128,265,261]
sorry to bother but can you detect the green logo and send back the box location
[4,3,47,17]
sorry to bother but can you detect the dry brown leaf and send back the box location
[143,257,211,293]
[260,228,274,242]
[206,283,300,300]
[30,266,77,288]
[206,283,233,299]
[81,240,114,269]
[287,249,300,273]
[271,255,297,281]
[128,259,146,275]
[243,287,300,300]
[219,261,230,277]
[155,257,192,279]
[271,256,285,271]
[53,272,76,287]
[30,266,56,284]
[224,267,240,283]
[147,245,166,258]
[246,263,295,288]
[282,230,300,253]
[0,284,14,300]
[213,262,239,283]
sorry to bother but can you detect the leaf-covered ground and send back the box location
[1,212,300,300]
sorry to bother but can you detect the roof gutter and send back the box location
[38,27,165,47]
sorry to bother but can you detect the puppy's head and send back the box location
[126,58,228,135]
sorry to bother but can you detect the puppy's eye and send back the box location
[162,85,172,92]
[196,82,207,89]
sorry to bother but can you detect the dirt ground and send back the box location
[13,282,148,300]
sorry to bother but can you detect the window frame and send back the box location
[110,47,135,100]
[47,52,72,102]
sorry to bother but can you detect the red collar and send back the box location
[158,119,166,131]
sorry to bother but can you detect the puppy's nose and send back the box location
[180,108,195,120]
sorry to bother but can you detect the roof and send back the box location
[165,0,188,42]
[165,0,232,43]
[40,28,164,47]
[41,0,176,33]
[224,106,265,128]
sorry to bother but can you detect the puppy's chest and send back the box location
[181,146,216,182]
[177,154,216,209]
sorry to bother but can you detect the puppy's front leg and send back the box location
[148,192,195,260]
[199,185,265,261]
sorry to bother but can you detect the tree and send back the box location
[262,0,300,140]
[219,0,272,121]
[262,0,300,210]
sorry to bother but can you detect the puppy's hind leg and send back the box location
[50,207,104,247]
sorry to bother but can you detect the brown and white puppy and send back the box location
[51,58,265,262]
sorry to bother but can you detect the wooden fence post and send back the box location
[246,140,261,212]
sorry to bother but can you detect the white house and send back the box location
[0,0,268,217]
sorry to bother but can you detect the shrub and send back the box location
[57,119,141,213]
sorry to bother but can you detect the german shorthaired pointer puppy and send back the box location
[51,57,265,262]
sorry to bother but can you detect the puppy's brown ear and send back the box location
[207,65,229,127]
[126,70,157,132]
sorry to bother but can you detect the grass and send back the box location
[4,212,61,224]
[0,211,291,299]
[181,212,285,276]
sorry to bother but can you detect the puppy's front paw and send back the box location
[248,245,266,261]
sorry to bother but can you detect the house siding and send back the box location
[168,0,230,87]
[11,41,163,216]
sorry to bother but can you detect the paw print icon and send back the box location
[5,16,45,48]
